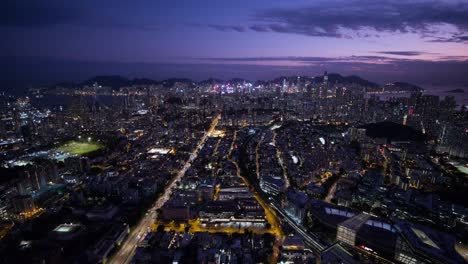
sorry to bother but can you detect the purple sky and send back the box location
[2,0,468,89]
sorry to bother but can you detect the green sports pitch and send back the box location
[56,141,104,155]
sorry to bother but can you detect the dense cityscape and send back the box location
[0,72,466,263]
[3,0,468,263]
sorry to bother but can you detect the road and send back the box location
[241,127,326,255]
[270,202,326,253]
[109,114,221,264]
[230,146,284,263]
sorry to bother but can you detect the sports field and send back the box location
[57,141,103,155]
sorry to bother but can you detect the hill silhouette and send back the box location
[360,121,426,142]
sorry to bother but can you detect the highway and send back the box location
[109,114,221,264]
[269,202,326,253]
[239,127,324,254]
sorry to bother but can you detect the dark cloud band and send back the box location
[210,0,468,43]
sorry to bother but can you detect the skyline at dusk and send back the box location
[1,2,468,263]
[2,0,468,89]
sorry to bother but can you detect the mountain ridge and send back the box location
[43,73,422,92]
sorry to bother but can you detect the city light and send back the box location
[1,1,467,263]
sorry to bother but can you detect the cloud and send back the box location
[231,26,247,32]
[254,0,468,40]
[201,56,330,62]
[437,55,468,61]
[209,0,468,43]
[200,55,409,64]
[209,25,246,32]
[430,34,468,43]
[249,25,269,32]
[374,51,435,56]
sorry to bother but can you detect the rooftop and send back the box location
[339,213,370,231]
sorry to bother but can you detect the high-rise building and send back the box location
[12,195,35,214]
